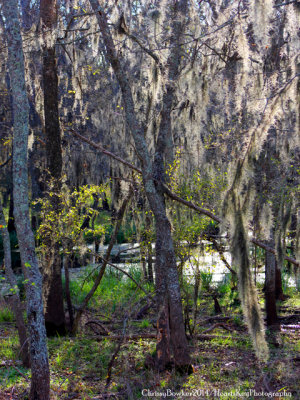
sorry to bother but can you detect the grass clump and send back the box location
[0,306,14,323]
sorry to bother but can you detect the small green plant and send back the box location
[140,319,150,329]
[0,306,14,322]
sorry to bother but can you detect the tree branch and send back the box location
[122,30,162,69]
[0,155,12,168]
[274,1,299,7]
[69,128,141,174]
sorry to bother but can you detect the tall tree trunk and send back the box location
[40,0,66,336]
[265,236,278,326]
[2,1,50,397]
[89,0,190,370]
[150,0,190,369]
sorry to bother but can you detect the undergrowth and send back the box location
[0,266,299,399]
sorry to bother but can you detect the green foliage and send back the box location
[218,276,240,309]
[62,264,153,312]
[34,182,108,256]
[16,274,26,300]
[0,306,14,322]
[140,319,150,329]
[200,271,213,291]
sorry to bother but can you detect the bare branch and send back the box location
[68,129,142,174]
[274,1,300,7]
[122,30,162,69]
[0,155,12,168]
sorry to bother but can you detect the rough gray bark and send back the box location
[89,0,190,370]
[2,1,50,398]
[21,0,34,30]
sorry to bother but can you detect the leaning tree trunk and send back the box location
[89,0,190,370]
[2,1,50,398]
[40,0,66,335]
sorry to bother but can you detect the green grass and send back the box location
[0,306,14,322]
[1,265,299,399]
[63,264,154,312]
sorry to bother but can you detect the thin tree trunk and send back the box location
[0,203,30,368]
[72,190,132,333]
[7,192,15,232]
[147,243,154,284]
[265,237,278,326]
[2,1,50,397]
[141,254,148,281]
[145,213,154,284]
[64,252,74,329]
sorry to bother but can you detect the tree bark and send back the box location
[64,252,74,329]
[275,260,285,301]
[2,1,50,397]
[40,0,66,336]
[265,237,278,326]
[145,213,154,284]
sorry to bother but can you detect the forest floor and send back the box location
[0,267,299,400]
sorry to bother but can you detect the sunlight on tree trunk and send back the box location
[2,0,50,397]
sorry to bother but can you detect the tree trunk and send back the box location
[2,1,50,397]
[40,0,66,336]
[275,260,285,301]
[64,252,74,329]
[154,211,190,369]
[0,203,30,368]
[89,0,191,370]
[147,243,154,284]
[145,213,154,284]
[7,192,15,232]
[42,242,66,335]
[265,238,278,326]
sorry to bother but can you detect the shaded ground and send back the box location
[0,270,299,399]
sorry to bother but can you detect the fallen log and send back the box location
[202,323,234,334]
